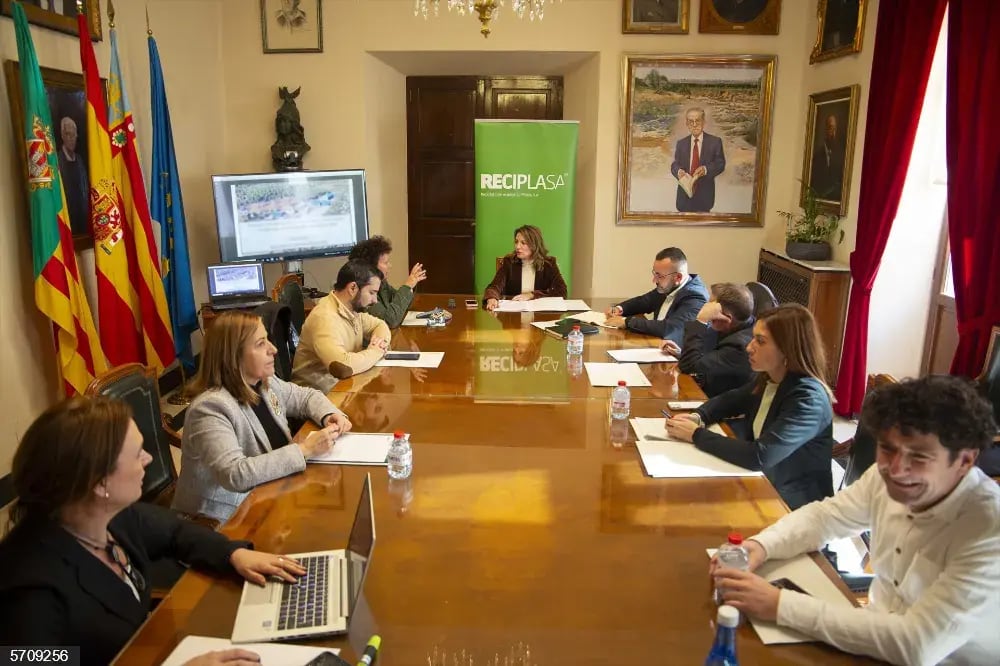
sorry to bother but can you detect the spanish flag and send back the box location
[12,2,106,395]
[79,12,175,372]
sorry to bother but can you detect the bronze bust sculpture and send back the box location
[271,86,310,171]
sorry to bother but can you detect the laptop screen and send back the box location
[346,474,376,614]
[207,263,266,299]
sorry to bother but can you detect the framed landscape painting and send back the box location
[617,54,776,226]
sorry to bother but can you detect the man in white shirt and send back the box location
[713,375,1000,665]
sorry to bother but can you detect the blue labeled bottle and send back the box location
[705,605,740,666]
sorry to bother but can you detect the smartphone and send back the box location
[385,351,420,361]
[465,299,479,309]
[304,652,351,666]
[771,577,810,595]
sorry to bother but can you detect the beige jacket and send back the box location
[292,293,390,392]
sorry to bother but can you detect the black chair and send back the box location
[274,274,306,337]
[745,281,779,317]
[255,302,296,381]
[976,325,1000,427]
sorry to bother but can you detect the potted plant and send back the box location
[777,185,844,261]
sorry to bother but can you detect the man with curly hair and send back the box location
[711,375,1000,665]
[348,236,426,329]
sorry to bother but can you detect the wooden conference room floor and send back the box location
[117,296,878,665]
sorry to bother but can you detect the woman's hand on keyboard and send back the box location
[230,547,306,586]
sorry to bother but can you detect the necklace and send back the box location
[62,525,110,550]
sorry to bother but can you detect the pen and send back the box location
[661,408,673,419]
[357,635,381,666]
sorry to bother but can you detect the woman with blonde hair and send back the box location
[172,310,351,522]
[666,304,835,510]
[483,225,568,311]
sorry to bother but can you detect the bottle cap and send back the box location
[717,605,740,628]
[727,532,743,545]
[394,430,405,438]
[617,380,626,386]
[572,325,580,330]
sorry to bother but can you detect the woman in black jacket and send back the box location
[666,303,835,510]
[483,224,567,310]
[0,397,304,666]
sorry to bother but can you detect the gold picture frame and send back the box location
[800,85,860,216]
[698,0,781,35]
[622,0,690,35]
[811,0,867,64]
[617,53,776,227]
[0,0,102,40]
[261,0,323,54]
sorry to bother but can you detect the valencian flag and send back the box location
[79,11,175,372]
[12,2,106,395]
[149,31,197,371]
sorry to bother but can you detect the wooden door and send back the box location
[406,76,563,293]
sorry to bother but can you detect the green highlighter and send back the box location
[357,635,382,666]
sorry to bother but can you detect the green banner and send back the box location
[474,120,579,295]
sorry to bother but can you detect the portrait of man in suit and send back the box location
[669,108,727,213]
[632,0,680,23]
[821,0,861,51]
[711,0,768,23]
[809,104,849,202]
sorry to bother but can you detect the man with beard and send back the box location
[292,260,390,392]
[605,247,709,345]
[711,375,1000,665]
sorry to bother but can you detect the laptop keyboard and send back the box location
[277,555,329,631]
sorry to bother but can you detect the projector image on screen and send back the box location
[211,169,370,263]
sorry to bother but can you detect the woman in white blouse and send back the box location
[483,225,568,311]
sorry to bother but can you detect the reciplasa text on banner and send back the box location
[479,172,569,197]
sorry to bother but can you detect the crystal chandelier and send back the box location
[413,0,558,38]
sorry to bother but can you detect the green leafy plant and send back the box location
[777,185,845,245]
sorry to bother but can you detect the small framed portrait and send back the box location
[617,53,777,226]
[698,0,781,35]
[811,0,867,63]
[622,0,690,34]
[0,0,102,40]
[260,0,323,54]
[4,60,104,250]
[800,85,860,215]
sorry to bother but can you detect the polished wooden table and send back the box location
[117,295,875,665]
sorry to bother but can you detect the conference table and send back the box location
[116,295,877,665]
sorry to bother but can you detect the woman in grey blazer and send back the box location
[173,311,352,522]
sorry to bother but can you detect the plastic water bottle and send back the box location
[714,533,750,604]
[611,380,630,420]
[567,325,584,355]
[566,353,584,378]
[705,605,740,666]
[387,431,412,480]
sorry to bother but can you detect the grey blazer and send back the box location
[172,376,340,522]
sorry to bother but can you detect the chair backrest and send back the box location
[745,281,779,318]
[977,325,1000,425]
[86,364,176,504]
[255,301,295,380]
[271,272,303,301]
[277,279,306,336]
[843,373,899,487]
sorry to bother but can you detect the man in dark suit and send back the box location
[670,107,726,213]
[810,113,846,201]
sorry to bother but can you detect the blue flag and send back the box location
[148,34,197,371]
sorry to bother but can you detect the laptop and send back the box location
[206,262,270,310]
[231,474,376,643]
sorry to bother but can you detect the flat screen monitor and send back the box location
[211,169,369,263]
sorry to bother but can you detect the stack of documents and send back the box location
[630,418,761,478]
[376,351,444,368]
[306,432,393,466]
[607,348,676,363]
[567,310,614,327]
[161,636,337,666]
[584,362,651,387]
[494,297,590,312]
[401,310,430,327]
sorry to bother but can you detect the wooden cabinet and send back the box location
[757,249,851,385]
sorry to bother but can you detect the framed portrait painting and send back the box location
[622,0,690,34]
[260,0,323,54]
[800,85,860,216]
[617,54,776,226]
[4,60,102,249]
[698,0,781,35]
[0,0,102,40]
[811,0,867,63]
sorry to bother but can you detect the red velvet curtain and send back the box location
[947,0,1000,376]
[833,0,947,416]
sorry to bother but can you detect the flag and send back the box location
[12,2,106,395]
[149,32,197,371]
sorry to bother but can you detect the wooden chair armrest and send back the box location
[161,413,182,449]
[832,437,854,459]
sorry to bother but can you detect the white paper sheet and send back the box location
[607,348,677,363]
[401,310,430,327]
[631,418,762,478]
[562,299,591,311]
[530,320,560,331]
[564,310,613,327]
[307,432,393,465]
[705,550,855,644]
[584,362,651,387]
[494,297,589,312]
[160,635,338,666]
[668,400,706,410]
[375,351,444,368]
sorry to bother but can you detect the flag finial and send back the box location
[146,4,152,36]
[107,0,115,28]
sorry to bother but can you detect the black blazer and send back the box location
[617,274,710,344]
[693,373,835,510]
[678,317,755,397]
[483,255,567,303]
[0,503,249,666]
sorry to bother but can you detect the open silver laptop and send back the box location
[231,474,376,643]
[206,262,270,310]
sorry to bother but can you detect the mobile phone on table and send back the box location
[465,299,479,309]
[385,351,420,361]
[304,652,351,666]
[771,577,810,595]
